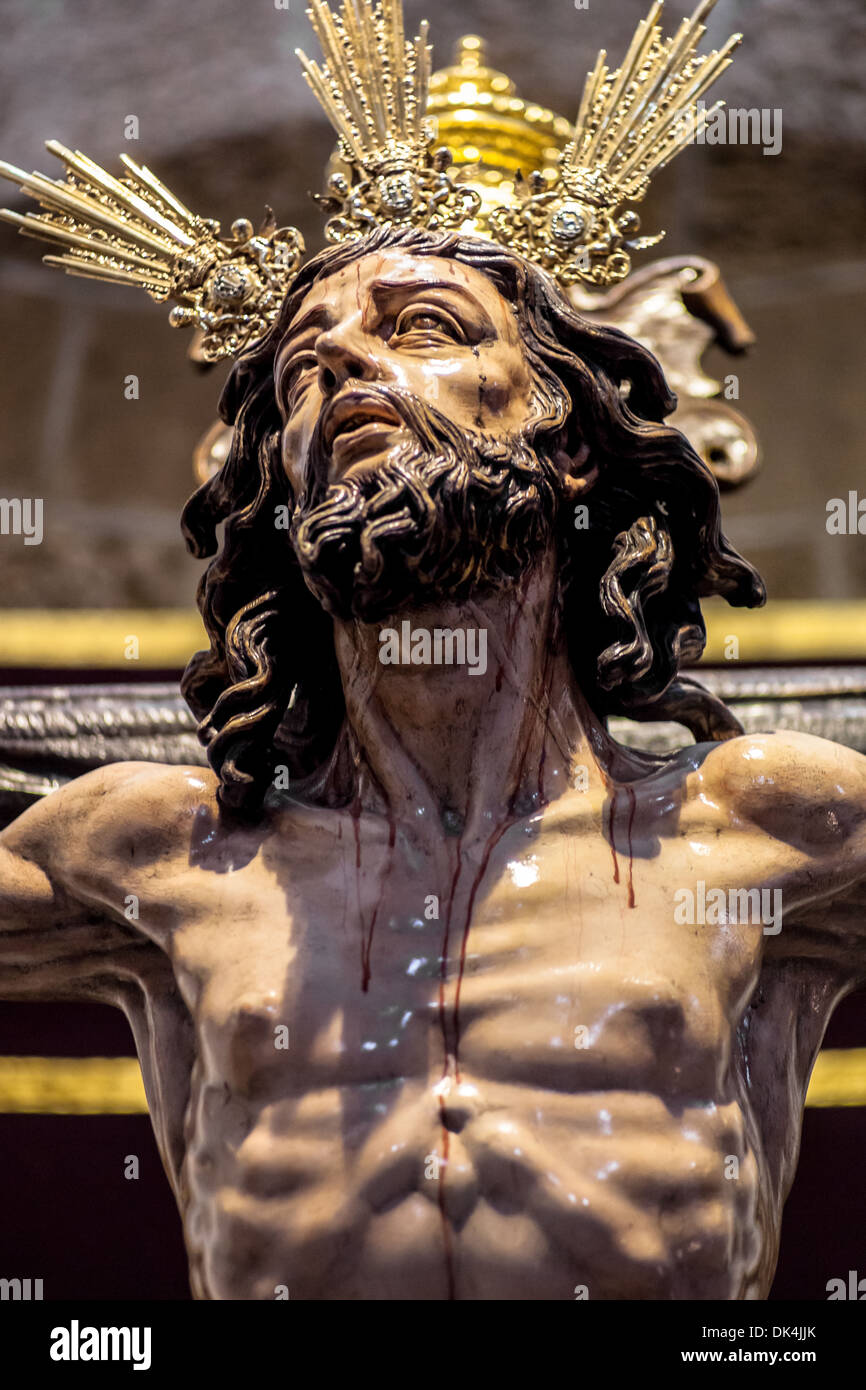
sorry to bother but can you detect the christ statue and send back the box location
[2,226,864,1300]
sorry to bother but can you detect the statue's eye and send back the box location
[283,353,317,411]
[393,306,465,342]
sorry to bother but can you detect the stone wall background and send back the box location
[0,0,864,610]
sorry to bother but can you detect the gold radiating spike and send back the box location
[337,2,377,149]
[411,21,431,138]
[0,207,171,278]
[298,0,480,243]
[117,155,200,228]
[42,254,172,290]
[308,1,372,150]
[0,160,175,256]
[0,141,303,361]
[386,0,407,134]
[574,50,609,150]
[618,35,740,180]
[43,141,195,248]
[575,0,733,182]
[578,5,661,168]
[360,2,391,145]
[488,0,742,289]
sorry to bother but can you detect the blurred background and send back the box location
[0,0,865,1302]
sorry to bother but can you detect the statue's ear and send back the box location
[553,440,599,503]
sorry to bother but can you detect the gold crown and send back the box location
[427,36,572,223]
[0,0,740,360]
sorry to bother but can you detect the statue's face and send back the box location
[274,243,561,623]
[275,247,538,492]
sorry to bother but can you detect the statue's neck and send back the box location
[331,549,614,840]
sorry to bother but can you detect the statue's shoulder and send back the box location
[688,730,866,849]
[63,758,218,820]
[696,729,866,794]
[5,760,220,864]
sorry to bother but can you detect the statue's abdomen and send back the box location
[180,969,766,1299]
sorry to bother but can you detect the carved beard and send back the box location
[291,383,561,623]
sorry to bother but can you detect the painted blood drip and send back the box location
[358,810,395,992]
[351,791,395,992]
[437,850,464,1064]
[601,773,638,905]
[435,823,507,1294]
[435,848,465,1301]
[436,1097,456,1300]
[625,785,637,909]
[607,784,620,884]
[436,817,510,1290]
[535,640,556,805]
[452,821,509,1084]
[350,794,365,985]
[451,707,536,1081]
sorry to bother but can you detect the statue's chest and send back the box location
[173,806,761,1103]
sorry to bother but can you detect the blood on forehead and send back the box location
[283,250,513,345]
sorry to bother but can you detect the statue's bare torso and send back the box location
[179,771,766,1303]
[4,729,862,1300]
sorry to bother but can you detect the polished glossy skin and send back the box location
[1,250,865,1300]
[276,251,541,488]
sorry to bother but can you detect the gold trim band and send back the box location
[805,1047,866,1109]
[0,1056,147,1113]
[0,1050,863,1114]
[0,610,205,668]
[702,598,866,663]
[0,601,863,668]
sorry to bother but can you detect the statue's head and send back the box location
[278,234,566,624]
[181,225,765,811]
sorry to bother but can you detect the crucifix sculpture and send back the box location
[1,1,864,1300]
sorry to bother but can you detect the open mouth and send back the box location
[323,390,404,463]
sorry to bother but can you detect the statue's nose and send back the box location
[315,323,380,395]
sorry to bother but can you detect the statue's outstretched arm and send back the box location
[0,768,156,1000]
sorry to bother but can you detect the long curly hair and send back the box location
[180,225,765,811]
